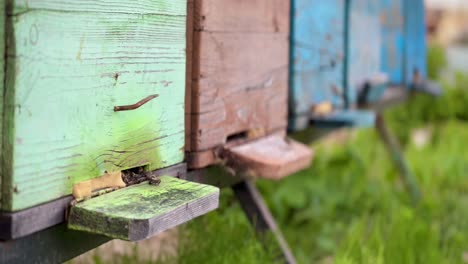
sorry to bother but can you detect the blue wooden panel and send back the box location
[380,0,405,84]
[404,0,427,87]
[348,0,382,106]
[289,0,346,120]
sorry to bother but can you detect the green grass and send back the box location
[165,121,468,264]
[93,45,468,264]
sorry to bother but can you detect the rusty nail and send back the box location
[114,94,159,112]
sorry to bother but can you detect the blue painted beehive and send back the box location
[289,0,432,131]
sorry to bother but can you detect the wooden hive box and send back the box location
[186,0,313,179]
[0,0,219,241]
[289,0,375,131]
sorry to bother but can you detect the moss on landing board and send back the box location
[68,176,219,241]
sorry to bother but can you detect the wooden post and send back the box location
[232,181,297,264]
[375,113,422,205]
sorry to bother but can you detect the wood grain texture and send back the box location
[220,135,313,180]
[2,1,187,211]
[6,0,187,15]
[186,0,290,168]
[68,176,220,241]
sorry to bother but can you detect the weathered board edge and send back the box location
[185,0,193,152]
[0,0,5,209]
[1,2,14,211]
[0,163,187,240]
[0,223,110,264]
[129,190,219,241]
[403,0,427,87]
[68,176,220,241]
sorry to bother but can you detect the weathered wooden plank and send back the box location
[289,0,346,122]
[404,0,427,86]
[0,0,6,209]
[0,196,72,240]
[380,0,404,84]
[193,0,289,33]
[190,31,289,151]
[186,0,291,169]
[348,0,382,106]
[219,135,313,180]
[6,0,186,16]
[68,176,219,241]
[2,3,187,211]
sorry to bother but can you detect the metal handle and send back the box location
[114,94,158,112]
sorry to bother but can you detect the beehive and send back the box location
[0,1,188,212]
[186,0,312,177]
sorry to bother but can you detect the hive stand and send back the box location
[186,0,313,177]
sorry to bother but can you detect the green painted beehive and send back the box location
[0,1,187,212]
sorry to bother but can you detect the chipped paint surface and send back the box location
[290,0,346,120]
[348,0,382,103]
[380,0,404,84]
[404,0,427,86]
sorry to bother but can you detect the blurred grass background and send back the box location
[80,42,468,264]
[156,44,468,264]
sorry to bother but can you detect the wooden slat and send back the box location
[348,0,382,105]
[68,176,219,241]
[404,0,427,86]
[380,0,405,84]
[0,224,110,264]
[220,135,313,180]
[289,0,346,121]
[2,2,187,211]
[7,0,186,15]
[0,0,5,209]
[193,0,289,33]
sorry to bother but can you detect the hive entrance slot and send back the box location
[121,165,151,186]
[226,131,249,143]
